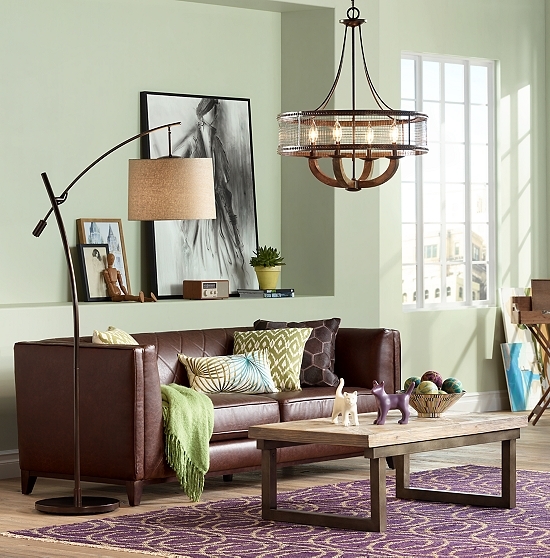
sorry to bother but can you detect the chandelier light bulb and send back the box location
[390,121,400,144]
[366,124,374,144]
[309,120,319,144]
[333,119,343,143]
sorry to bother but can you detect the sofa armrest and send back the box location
[14,341,165,481]
[334,328,401,393]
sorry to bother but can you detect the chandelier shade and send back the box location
[277,1,428,191]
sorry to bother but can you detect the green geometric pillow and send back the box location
[92,326,138,345]
[178,350,277,394]
[233,328,312,392]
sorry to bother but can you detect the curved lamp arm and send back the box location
[32,121,181,237]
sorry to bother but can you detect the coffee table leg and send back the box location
[394,438,517,509]
[369,457,387,532]
[261,448,277,518]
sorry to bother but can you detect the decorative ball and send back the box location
[416,380,439,394]
[404,376,421,391]
[421,370,443,389]
[438,390,447,394]
[442,377,463,394]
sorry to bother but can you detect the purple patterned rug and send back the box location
[3,465,550,557]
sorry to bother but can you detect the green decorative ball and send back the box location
[404,376,421,391]
[416,380,439,394]
[438,390,447,394]
[442,377,463,394]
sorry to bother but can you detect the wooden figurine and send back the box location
[331,378,359,426]
[103,253,156,302]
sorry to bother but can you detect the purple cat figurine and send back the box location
[372,380,414,425]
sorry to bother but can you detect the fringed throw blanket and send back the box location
[160,383,214,502]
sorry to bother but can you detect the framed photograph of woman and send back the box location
[78,244,110,302]
[140,91,259,298]
[77,218,131,294]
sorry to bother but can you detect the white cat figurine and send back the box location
[331,378,359,426]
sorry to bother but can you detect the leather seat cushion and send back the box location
[207,392,280,442]
[263,386,376,422]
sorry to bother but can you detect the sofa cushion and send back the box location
[207,393,280,442]
[263,386,376,422]
[254,318,341,387]
[178,350,277,394]
[233,328,312,392]
[92,326,138,345]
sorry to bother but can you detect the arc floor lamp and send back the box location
[32,122,216,514]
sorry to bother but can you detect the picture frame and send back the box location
[140,91,259,298]
[77,244,110,302]
[76,218,131,293]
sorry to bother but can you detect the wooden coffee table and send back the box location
[248,412,527,532]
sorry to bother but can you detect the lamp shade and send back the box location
[128,157,216,221]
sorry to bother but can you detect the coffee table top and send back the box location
[248,412,527,449]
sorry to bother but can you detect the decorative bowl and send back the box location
[408,391,465,418]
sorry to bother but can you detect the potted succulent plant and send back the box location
[249,245,285,290]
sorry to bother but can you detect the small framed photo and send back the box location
[77,218,131,293]
[78,244,110,302]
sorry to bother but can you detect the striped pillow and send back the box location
[178,350,277,394]
[92,326,138,345]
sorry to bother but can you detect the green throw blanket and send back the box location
[161,383,214,502]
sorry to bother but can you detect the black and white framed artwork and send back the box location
[140,91,259,297]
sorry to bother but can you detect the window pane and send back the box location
[401,99,416,111]
[423,61,440,101]
[424,142,440,182]
[401,58,415,99]
[402,224,416,263]
[423,183,440,222]
[445,63,464,102]
[471,184,489,222]
[445,144,465,182]
[401,155,416,182]
[424,264,441,303]
[402,182,416,222]
[471,144,488,183]
[446,264,465,302]
[472,263,488,300]
[446,224,464,262]
[471,65,488,104]
[472,223,489,261]
[445,103,465,142]
[402,264,416,304]
[446,183,465,222]
[471,105,488,144]
[423,101,440,141]
[424,224,440,263]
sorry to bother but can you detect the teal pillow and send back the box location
[178,350,277,394]
[233,328,312,392]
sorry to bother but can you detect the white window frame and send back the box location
[401,52,496,311]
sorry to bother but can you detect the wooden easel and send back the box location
[511,279,550,425]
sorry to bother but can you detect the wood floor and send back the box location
[0,412,548,557]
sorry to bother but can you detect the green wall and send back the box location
[0,0,547,460]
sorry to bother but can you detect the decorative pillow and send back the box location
[92,326,138,345]
[233,328,312,392]
[253,318,341,387]
[178,350,277,394]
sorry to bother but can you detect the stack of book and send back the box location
[237,288,294,298]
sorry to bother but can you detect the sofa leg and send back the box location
[126,481,144,506]
[21,470,37,495]
[223,474,233,482]
[386,456,395,470]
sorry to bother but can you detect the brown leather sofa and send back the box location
[14,326,401,506]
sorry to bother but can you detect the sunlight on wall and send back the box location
[499,85,531,288]
[517,85,532,286]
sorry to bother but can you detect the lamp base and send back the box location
[35,496,120,515]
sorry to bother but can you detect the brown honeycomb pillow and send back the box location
[253,318,341,387]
